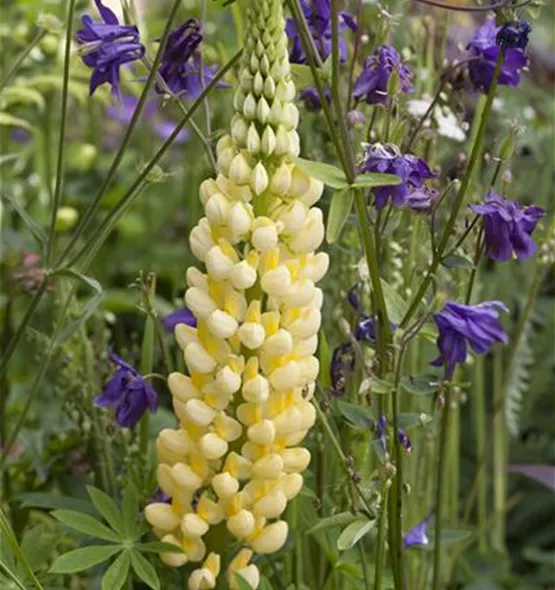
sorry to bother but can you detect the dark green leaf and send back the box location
[441,254,474,269]
[337,517,376,551]
[379,279,409,324]
[307,511,358,535]
[17,492,96,515]
[50,545,122,574]
[400,375,441,396]
[51,510,120,542]
[137,542,185,554]
[293,157,348,189]
[86,486,123,536]
[130,550,160,590]
[101,551,130,590]
[369,375,394,395]
[337,400,375,429]
[326,188,353,244]
[122,484,140,539]
[352,173,401,188]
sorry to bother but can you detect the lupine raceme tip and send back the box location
[144,1,328,587]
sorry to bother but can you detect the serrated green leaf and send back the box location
[52,510,120,542]
[101,551,130,590]
[306,511,358,535]
[400,375,441,396]
[352,172,401,188]
[130,550,160,590]
[122,484,140,539]
[293,157,348,189]
[326,187,353,244]
[379,278,409,324]
[0,112,32,130]
[86,486,123,536]
[337,517,376,551]
[50,545,122,574]
[137,542,185,554]
[336,400,375,429]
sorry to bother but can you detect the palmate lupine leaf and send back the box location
[505,320,534,437]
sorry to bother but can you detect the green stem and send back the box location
[432,384,452,590]
[45,0,77,266]
[374,482,389,590]
[474,356,487,553]
[0,30,46,92]
[492,349,506,552]
[400,52,504,329]
[139,313,155,463]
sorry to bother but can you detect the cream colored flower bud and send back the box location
[175,323,197,350]
[215,366,242,395]
[252,220,278,251]
[261,126,276,156]
[282,280,316,307]
[185,287,217,319]
[190,219,215,261]
[279,473,304,500]
[229,260,257,290]
[160,535,188,567]
[185,398,217,426]
[223,452,252,479]
[217,147,236,176]
[281,102,299,130]
[247,124,261,154]
[144,503,180,531]
[238,322,266,350]
[188,568,216,590]
[286,308,321,339]
[277,201,307,234]
[205,194,230,226]
[268,98,282,126]
[214,413,243,442]
[299,252,329,282]
[274,125,290,155]
[289,208,325,254]
[298,356,320,382]
[227,509,256,538]
[288,130,300,157]
[200,433,229,460]
[157,464,177,497]
[168,373,198,402]
[158,428,191,458]
[197,495,224,525]
[212,472,239,498]
[253,490,287,518]
[251,162,269,195]
[301,177,325,207]
[230,564,260,590]
[205,245,235,280]
[216,134,233,153]
[289,166,310,197]
[233,88,246,111]
[228,203,252,239]
[242,374,270,404]
[261,266,292,296]
[270,162,292,195]
[207,309,239,339]
[172,462,204,490]
[256,97,270,124]
[185,343,217,375]
[229,154,252,185]
[269,361,301,391]
[240,68,253,90]
[252,453,284,479]
[272,406,303,435]
[187,266,208,290]
[253,71,264,95]
[309,287,324,310]
[251,521,288,554]
[262,329,293,356]
[181,513,210,538]
[231,116,249,146]
[282,447,311,473]
[263,75,276,99]
[247,419,276,445]
[300,402,316,429]
[243,93,257,120]
[199,179,219,206]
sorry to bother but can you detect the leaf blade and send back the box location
[326,188,353,244]
[50,545,122,574]
[130,550,160,590]
[337,517,376,551]
[293,157,348,189]
[86,486,124,536]
[51,510,120,542]
[101,551,130,590]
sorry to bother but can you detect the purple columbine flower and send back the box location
[94,353,157,428]
[162,307,197,333]
[353,45,413,106]
[360,143,435,211]
[330,341,355,396]
[406,186,438,213]
[496,20,532,50]
[466,18,528,93]
[300,87,331,112]
[471,191,544,262]
[286,0,356,65]
[75,0,145,97]
[404,514,433,547]
[157,19,224,99]
[431,301,508,379]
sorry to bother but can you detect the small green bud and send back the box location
[55,207,79,232]
[69,143,97,171]
[40,34,59,56]
[387,70,401,98]
[498,128,517,161]
[37,12,63,34]
[145,164,166,184]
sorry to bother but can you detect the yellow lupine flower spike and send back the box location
[146,0,328,586]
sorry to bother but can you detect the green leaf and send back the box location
[86,486,123,536]
[293,157,348,189]
[400,375,441,396]
[50,269,104,347]
[307,511,358,535]
[1,87,45,110]
[50,545,122,574]
[137,542,185,554]
[0,112,32,131]
[21,75,91,105]
[17,492,96,515]
[21,524,61,572]
[441,254,474,269]
[101,551,130,590]
[51,510,120,542]
[337,517,376,551]
[1,192,47,250]
[259,576,274,590]
[234,573,254,590]
[379,279,409,324]
[121,484,140,539]
[326,188,353,244]
[0,559,28,590]
[368,375,394,394]
[317,328,331,389]
[130,550,160,590]
[290,64,320,88]
[398,413,422,430]
[351,173,401,188]
[336,400,375,429]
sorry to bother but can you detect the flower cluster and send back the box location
[466,18,528,93]
[359,143,435,211]
[145,1,327,587]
